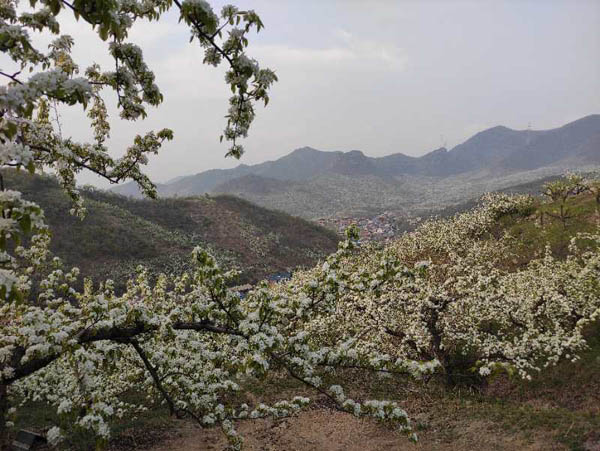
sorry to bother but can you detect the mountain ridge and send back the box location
[111,115,600,217]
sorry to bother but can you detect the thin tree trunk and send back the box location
[0,384,8,448]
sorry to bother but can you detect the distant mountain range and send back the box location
[112,115,600,218]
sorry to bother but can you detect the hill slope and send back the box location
[4,170,339,291]
[16,180,600,451]
[111,115,600,218]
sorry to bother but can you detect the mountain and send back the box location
[4,170,339,292]
[214,174,294,196]
[111,115,600,218]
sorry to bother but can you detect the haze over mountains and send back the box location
[112,115,600,218]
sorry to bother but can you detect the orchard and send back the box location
[1,1,599,449]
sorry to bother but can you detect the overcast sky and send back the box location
[18,0,600,186]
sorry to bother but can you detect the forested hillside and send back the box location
[2,170,339,290]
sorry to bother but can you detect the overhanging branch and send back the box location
[2,319,244,385]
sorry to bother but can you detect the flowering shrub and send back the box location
[542,173,588,229]
[583,173,600,221]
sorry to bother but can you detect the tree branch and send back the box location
[2,319,245,385]
[127,339,177,416]
[0,71,23,85]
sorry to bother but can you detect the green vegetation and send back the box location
[2,169,339,291]
[500,192,599,261]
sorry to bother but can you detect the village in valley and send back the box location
[316,211,421,242]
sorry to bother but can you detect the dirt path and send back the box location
[147,408,564,451]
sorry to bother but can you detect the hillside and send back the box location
[112,115,600,218]
[3,170,339,291]
[14,183,600,451]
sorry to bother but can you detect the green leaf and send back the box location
[49,0,61,15]
[4,121,18,140]
[19,215,32,234]
[12,288,24,305]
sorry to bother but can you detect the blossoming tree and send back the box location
[542,173,587,229]
[0,1,435,448]
[276,193,600,386]
[584,173,600,222]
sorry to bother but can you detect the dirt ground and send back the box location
[145,408,566,451]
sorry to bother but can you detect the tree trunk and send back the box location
[0,384,8,448]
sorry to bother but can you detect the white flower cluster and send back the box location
[278,193,600,384]
[0,219,433,447]
[0,141,33,167]
[0,70,92,114]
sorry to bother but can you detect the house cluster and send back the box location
[317,211,405,242]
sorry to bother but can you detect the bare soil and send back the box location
[144,408,565,451]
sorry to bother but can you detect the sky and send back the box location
[10,0,600,186]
